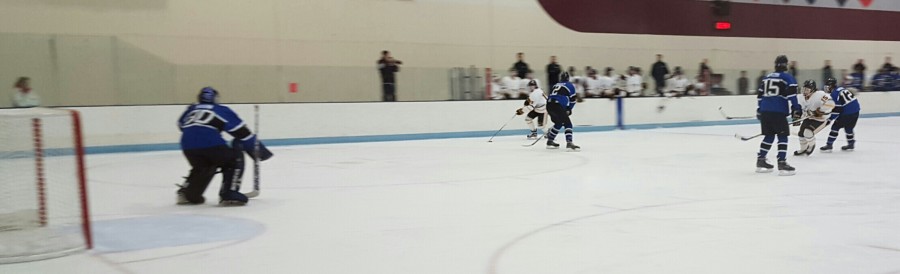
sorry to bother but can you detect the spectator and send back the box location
[11,77,40,108]
[512,52,531,79]
[871,68,894,91]
[882,56,896,72]
[651,54,669,96]
[853,59,866,74]
[698,59,712,96]
[840,69,852,86]
[822,60,833,85]
[737,70,749,95]
[789,61,798,77]
[756,70,768,92]
[597,67,619,98]
[566,66,585,98]
[499,69,521,99]
[377,50,402,101]
[849,70,864,91]
[546,56,561,91]
[584,69,601,97]
[624,67,644,97]
[665,67,692,97]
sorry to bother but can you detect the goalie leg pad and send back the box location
[219,142,247,203]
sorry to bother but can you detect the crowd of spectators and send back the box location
[486,53,899,100]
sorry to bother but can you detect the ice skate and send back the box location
[756,157,774,173]
[777,160,796,176]
[841,144,855,151]
[546,140,560,149]
[219,191,248,206]
[176,189,204,205]
[526,131,539,140]
[820,144,833,153]
[566,142,580,152]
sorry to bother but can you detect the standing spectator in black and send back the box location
[512,52,531,79]
[546,55,561,91]
[882,56,896,72]
[698,59,711,95]
[377,50,402,101]
[737,71,749,95]
[651,54,669,96]
[789,61,798,77]
[853,59,866,74]
[822,60,833,84]
[699,58,711,74]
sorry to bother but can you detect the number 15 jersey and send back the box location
[757,72,800,114]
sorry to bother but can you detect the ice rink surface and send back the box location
[3,117,900,274]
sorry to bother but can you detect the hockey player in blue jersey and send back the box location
[755,55,801,175]
[177,87,273,205]
[545,71,580,151]
[820,77,862,152]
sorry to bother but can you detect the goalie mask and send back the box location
[801,79,817,97]
[198,86,219,104]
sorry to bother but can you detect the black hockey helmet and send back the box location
[527,79,538,87]
[774,55,789,71]
[198,86,219,104]
[802,79,817,90]
[824,77,838,90]
[559,71,570,82]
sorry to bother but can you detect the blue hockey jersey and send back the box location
[178,103,257,150]
[757,72,800,114]
[549,81,577,110]
[829,86,861,119]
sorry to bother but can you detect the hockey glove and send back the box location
[566,109,572,116]
[791,110,802,126]
[523,98,532,106]
[516,108,524,115]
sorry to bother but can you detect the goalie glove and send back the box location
[232,137,274,161]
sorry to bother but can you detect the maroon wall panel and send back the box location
[538,0,900,41]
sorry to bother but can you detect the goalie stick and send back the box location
[244,105,261,198]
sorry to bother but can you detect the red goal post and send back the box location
[0,107,91,263]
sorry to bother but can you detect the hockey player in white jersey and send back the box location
[519,73,541,99]
[793,80,835,156]
[516,80,549,139]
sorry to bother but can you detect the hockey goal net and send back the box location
[0,108,91,263]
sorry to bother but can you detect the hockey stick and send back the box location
[718,106,755,120]
[734,116,809,141]
[522,133,545,147]
[488,113,518,142]
[244,105,261,198]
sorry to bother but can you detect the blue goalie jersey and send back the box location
[757,72,800,114]
[178,103,256,150]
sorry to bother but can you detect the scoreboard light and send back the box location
[715,21,732,30]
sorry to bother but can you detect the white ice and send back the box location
[3,117,900,274]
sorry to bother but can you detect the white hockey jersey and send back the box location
[799,90,835,122]
[524,88,548,113]
[665,76,691,93]
[500,76,521,95]
[626,74,643,95]
[585,76,603,96]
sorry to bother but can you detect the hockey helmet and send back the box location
[774,55,789,71]
[559,71,570,82]
[527,79,538,89]
[198,86,219,104]
[802,79,817,96]
[824,77,838,91]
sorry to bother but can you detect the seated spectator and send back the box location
[584,69,602,97]
[623,67,644,97]
[489,75,504,100]
[871,68,894,91]
[11,77,40,108]
[497,69,522,99]
[664,67,693,97]
[596,67,620,98]
[848,71,864,91]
